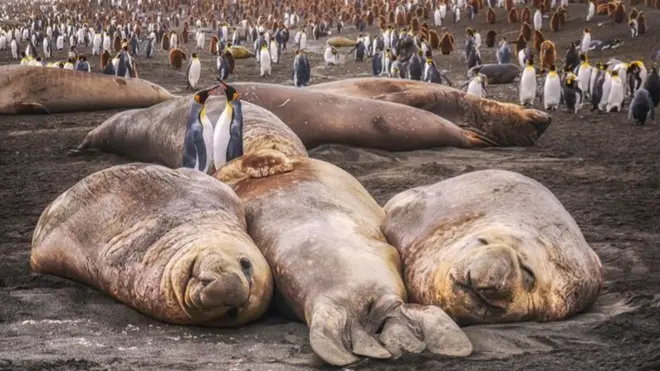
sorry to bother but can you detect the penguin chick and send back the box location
[628,88,655,125]
[292,50,311,87]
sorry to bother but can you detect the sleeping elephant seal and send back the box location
[0,65,174,114]
[215,151,472,366]
[467,63,521,84]
[308,77,551,147]
[232,82,491,150]
[382,169,603,325]
[30,163,273,327]
[75,90,307,169]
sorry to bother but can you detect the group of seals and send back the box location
[28,79,603,366]
[0,66,173,114]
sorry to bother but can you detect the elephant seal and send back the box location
[0,65,174,114]
[228,45,255,59]
[467,63,521,84]
[75,93,306,169]
[327,36,357,47]
[232,82,491,150]
[308,77,551,147]
[382,169,603,325]
[215,151,472,366]
[31,163,273,326]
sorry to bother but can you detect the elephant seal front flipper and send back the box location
[31,163,273,327]
[14,102,50,114]
[216,150,472,366]
[382,170,603,325]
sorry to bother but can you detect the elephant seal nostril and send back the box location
[226,307,239,318]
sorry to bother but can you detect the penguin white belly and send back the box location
[200,114,214,173]
[543,76,561,109]
[103,37,110,51]
[299,34,306,50]
[0,37,6,50]
[112,58,119,72]
[466,80,483,97]
[606,78,624,112]
[434,10,442,26]
[93,35,101,54]
[188,60,201,89]
[196,33,204,49]
[260,48,271,76]
[577,66,591,97]
[598,75,612,111]
[580,35,591,54]
[11,41,17,59]
[270,41,278,63]
[213,107,233,169]
[519,68,537,105]
[518,50,526,68]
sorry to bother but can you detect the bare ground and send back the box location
[1,4,660,370]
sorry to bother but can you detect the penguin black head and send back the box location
[192,52,198,58]
[579,53,587,62]
[611,69,619,77]
[220,81,240,102]
[194,85,221,105]
[549,65,556,72]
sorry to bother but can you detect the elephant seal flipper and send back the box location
[31,163,273,327]
[15,102,50,114]
[382,169,603,325]
[216,150,472,366]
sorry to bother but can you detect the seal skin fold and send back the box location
[30,163,273,327]
[382,169,603,325]
[308,77,552,147]
[0,66,173,115]
[76,96,307,170]
[215,151,473,366]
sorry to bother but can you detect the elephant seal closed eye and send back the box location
[382,169,603,325]
[30,163,273,327]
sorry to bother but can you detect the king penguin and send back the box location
[293,49,311,87]
[519,56,537,106]
[466,73,488,98]
[186,52,201,90]
[259,43,271,77]
[182,85,220,173]
[643,67,659,107]
[576,54,592,100]
[542,65,561,110]
[213,82,244,170]
[372,47,383,76]
[563,73,583,114]
[628,88,655,125]
[606,69,624,112]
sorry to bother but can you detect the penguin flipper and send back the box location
[193,128,207,171]
[14,102,50,115]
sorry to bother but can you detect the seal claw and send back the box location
[350,322,391,359]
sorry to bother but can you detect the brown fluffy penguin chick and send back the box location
[411,16,420,32]
[209,35,219,54]
[100,50,111,69]
[429,29,441,49]
[533,29,545,53]
[486,30,497,47]
[505,0,514,10]
[378,15,387,28]
[439,32,454,55]
[487,7,496,23]
[367,11,375,25]
[550,11,560,31]
[540,40,556,70]
[637,11,647,33]
[522,6,532,23]
[388,10,395,23]
[169,48,185,69]
[113,34,122,52]
[629,0,637,5]
[521,22,532,41]
[557,6,567,24]
[182,24,189,44]
[612,2,626,23]
[596,3,609,14]
[515,33,527,55]
[508,7,519,23]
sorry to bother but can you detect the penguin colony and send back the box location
[0,0,657,120]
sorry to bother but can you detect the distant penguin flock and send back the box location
[0,0,657,125]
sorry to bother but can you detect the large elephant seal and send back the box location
[215,151,472,366]
[382,169,603,325]
[308,77,551,147]
[31,163,272,327]
[232,82,491,150]
[467,63,521,84]
[76,93,307,169]
[0,65,174,114]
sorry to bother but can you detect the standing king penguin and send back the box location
[293,49,311,87]
[259,43,272,77]
[542,65,561,110]
[606,70,625,112]
[213,82,244,171]
[563,73,583,114]
[519,56,538,106]
[182,85,219,173]
[187,53,201,90]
